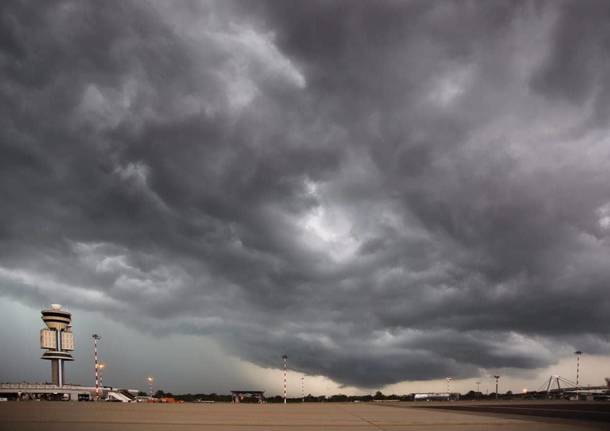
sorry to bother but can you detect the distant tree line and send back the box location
[149,389,532,403]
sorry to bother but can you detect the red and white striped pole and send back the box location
[99,363,105,393]
[575,351,582,388]
[147,376,154,398]
[282,355,287,404]
[92,334,101,400]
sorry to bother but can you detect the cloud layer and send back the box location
[1,0,610,388]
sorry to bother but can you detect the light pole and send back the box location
[493,375,500,400]
[476,381,481,399]
[301,376,305,403]
[147,376,154,398]
[282,355,288,404]
[92,334,101,400]
[98,363,106,396]
[575,351,582,389]
[446,377,452,394]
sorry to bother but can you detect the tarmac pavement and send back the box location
[0,401,606,431]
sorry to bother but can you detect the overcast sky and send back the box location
[2,0,610,395]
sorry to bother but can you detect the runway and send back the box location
[0,401,607,431]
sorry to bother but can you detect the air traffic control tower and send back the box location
[40,304,74,387]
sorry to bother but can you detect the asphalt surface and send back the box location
[398,400,610,425]
[0,401,607,431]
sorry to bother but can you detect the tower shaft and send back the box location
[50,359,65,386]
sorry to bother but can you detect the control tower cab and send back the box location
[40,304,74,387]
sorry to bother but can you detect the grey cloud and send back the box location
[530,1,610,104]
[1,0,610,389]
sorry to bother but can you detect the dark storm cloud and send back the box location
[1,0,610,388]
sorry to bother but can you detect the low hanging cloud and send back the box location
[1,0,610,388]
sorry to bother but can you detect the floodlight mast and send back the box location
[493,375,500,400]
[92,334,101,400]
[575,350,582,389]
[282,355,288,404]
[98,363,106,391]
[147,376,154,398]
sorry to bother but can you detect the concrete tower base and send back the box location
[50,360,65,386]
